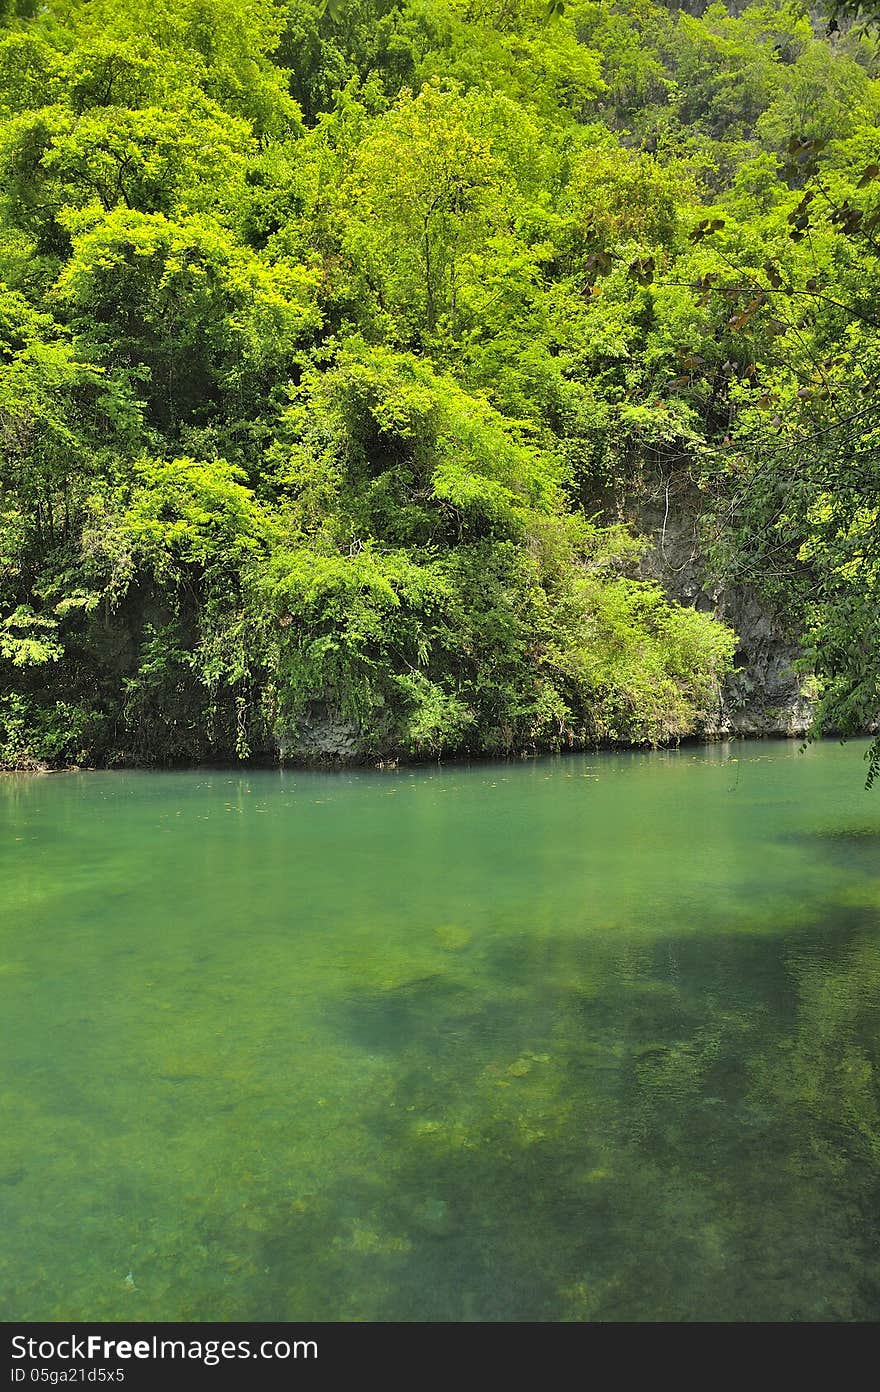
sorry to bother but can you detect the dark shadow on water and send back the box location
[235,903,880,1320]
[337,971,555,1063]
[777,824,880,876]
[8,894,880,1320]
[341,975,478,1055]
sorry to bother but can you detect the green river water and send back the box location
[2,738,880,1322]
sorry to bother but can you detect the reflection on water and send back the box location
[2,739,880,1320]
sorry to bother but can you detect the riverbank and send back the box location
[0,724,831,775]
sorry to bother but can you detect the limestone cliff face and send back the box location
[280,702,363,762]
[626,471,814,737]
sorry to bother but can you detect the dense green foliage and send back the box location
[0,0,877,766]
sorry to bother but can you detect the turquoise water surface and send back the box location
[2,739,880,1321]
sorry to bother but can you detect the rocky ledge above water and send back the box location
[628,470,814,740]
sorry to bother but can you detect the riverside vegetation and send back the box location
[1,0,879,768]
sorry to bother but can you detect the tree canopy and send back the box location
[0,0,878,769]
